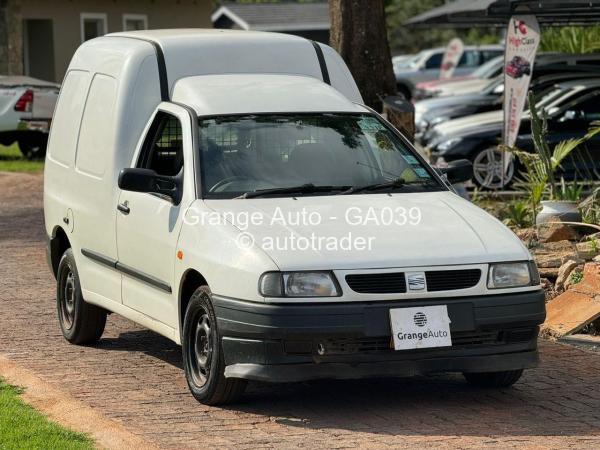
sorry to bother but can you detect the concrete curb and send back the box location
[0,353,159,450]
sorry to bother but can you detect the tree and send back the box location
[329,0,396,111]
[385,0,499,55]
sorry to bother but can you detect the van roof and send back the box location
[172,74,366,117]
[103,29,362,103]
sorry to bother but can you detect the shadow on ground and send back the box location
[93,329,600,438]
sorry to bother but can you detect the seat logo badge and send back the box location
[413,312,427,327]
[406,272,426,291]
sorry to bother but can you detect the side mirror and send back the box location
[118,168,182,204]
[440,159,473,184]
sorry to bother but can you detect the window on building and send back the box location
[81,13,107,42]
[123,14,148,31]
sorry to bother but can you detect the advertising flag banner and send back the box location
[503,15,541,149]
[439,38,464,80]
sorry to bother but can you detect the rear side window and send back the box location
[424,53,443,69]
[480,50,503,64]
[137,113,184,176]
[458,50,479,68]
[48,70,90,166]
[76,74,117,178]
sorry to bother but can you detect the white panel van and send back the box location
[45,30,545,405]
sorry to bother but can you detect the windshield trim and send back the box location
[196,110,448,200]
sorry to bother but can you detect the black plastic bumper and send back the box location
[212,291,546,383]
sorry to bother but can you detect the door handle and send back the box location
[117,201,130,215]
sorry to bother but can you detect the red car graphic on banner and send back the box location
[506,56,532,79]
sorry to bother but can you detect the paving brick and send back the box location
[1,172,599,449]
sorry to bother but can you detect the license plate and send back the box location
[390,305,452,351]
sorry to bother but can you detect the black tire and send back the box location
[182,286,246,405]
[19,139,47,160]
[463,369,524,388]
[396,83,412,101]
[56,248,107,345]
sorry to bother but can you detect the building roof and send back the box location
[211,2,329,31]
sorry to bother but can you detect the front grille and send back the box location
[345,272,406,294]
[317,330,502,356]
[425,269,482,291]
[345,269,481,294]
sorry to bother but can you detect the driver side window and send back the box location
[137,112,184,176]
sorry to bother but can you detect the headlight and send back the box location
[487,262,534,289]
[430,116,447,126]
[259,271,341,297]
[437,137,463,153]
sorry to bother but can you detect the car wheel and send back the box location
[19,139,47,160]
[396,83,412,101]
[57,248,107,344]
[182,286,247,405]
[471,147,514,190]
[463,369,524,388]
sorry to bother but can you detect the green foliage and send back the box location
[0,144,44,173]
[503,92,594,220]
[502,200,533,229]
[540,26,600,54]
[580,186,600,225]
[590,238,599,253]
[556,177,584,202]
[385,0,499,54]
[570,270,584,285]
[0,379,94,450]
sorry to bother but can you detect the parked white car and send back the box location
[44,30,545,405]
[0,76,59,159]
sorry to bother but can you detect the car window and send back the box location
[424,53,443,69]
[480,50,503,64]
[457,50,479,68]
[198,113,440,198]
[137,113,184,176]
[471,56,503,78]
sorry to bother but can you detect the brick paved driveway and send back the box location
[1,172,599,449]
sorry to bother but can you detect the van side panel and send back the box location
[44,69,91,244]
[44,37,159,310]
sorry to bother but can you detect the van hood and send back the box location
[203,191,529,271]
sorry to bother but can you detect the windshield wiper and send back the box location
[237,183,350,199]
[340,178,436,195]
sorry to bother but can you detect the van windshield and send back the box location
[198,113,442,198]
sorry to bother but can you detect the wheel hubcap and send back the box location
[473,148,514,190]
[190,310,212,387]
[61,270,75,329]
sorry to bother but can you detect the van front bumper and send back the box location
[212,290,546,383]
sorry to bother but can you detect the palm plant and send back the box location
[539,26,600,54]
[504,92,600,217]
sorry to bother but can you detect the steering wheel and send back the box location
[209,176,254,193]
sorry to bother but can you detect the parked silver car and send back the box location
[394,45,503,100]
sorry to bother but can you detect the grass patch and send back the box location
[0,143,44,173]
[0,378,94,450]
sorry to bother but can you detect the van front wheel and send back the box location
[463,369,523,388]
[56,248,107,344]
[182,286,246,405]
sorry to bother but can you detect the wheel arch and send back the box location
[178,269,209,334]
[49,226,71,278]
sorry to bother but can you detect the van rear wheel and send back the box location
[182,286,246,405]
[463,369,523,388]
[57,248,107,344]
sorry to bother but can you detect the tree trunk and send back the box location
[329,0,396,111]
